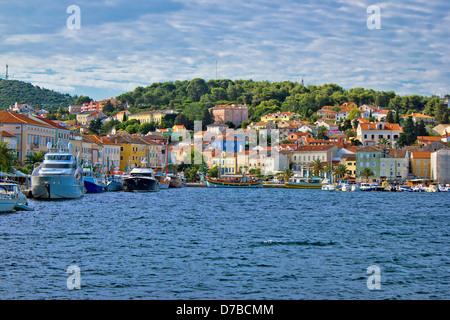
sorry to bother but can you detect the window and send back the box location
[364,134,367,139]
[416,168,421,175]
[372,162,376,167]
[397,163,401,167]
[371,135,375,140]
[416,159,420,166]
[382,162,386,167]
[366,162,370,167]
[379,135,383,139]
[360,162,363,167]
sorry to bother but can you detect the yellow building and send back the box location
[340,154,356,177]
[212,151,237,175]
[410,151,432,179]
[128,109,178,124]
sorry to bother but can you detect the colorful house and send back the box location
[410,151,432,179]
[402,113,435,124]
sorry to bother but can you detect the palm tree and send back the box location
[277,168,293,182]
[378,137,391,150]
[310,158,324,177]
[360,167,375,182]
[26,151,45,169]
[0,142,18,173]
[333,164,349,180]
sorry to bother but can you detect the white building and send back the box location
[430,149,450,184]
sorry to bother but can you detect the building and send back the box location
[209,104,248,127]
[380,149,409,182]
[76,111,107,126]
[0,111,57,162]
[430,149,450,184]
[68,105,83,114]
[432,124,450,136]
[291,145,339,177]
[356,122,402,146]
[410,151,432,179]
[261,112,300,123]
[111,110,130,122]
[128,109,177,124]
[340,154,356,177]
[317,108,337,120]
[355,145,382,181]
[402,113,435,124]
[315,119,338,132]
[0,131,18,154]
[211,151,237,175]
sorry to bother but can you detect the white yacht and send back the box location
[0,185,18,213]
[0,182,33,211]
[123,159,159,192]
[31,142,84,199]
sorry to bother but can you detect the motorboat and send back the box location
[106,174,124,192]
[31,142,84,199]
[82,167,107,193]
[123,160,159,192]
[0,185,17,213]
[168,174,186,188]
[0,182,33,211]
[322,184,336,191]
[359,183,374,191]
[341,183,351,191]
[351,184,360,192]
[398,186,411,192]
[424,185,438,193]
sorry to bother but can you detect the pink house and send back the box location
[209,104,248,126]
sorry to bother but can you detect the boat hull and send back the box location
[31,175,84,199]
[84,179,107,193]
[106,180,124,192]
[159,181,170,189]
[206,178,263,188]
[123,177,159,192]
[0,199,17,213]
[285,182,322,189]
[169,181,186,188]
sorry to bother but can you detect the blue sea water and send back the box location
[0,188,449,300]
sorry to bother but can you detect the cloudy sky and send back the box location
[0,0,448,100]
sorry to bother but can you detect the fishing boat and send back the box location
[155,173,170,189]
[168,174,186,188]
[206,174,263,188]
[106,174,124,192]
[284,176,322,189]
[82,167,107,193]
[123,159,159,192]
[31,142,84,199]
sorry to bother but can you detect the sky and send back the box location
[0,0,449,100]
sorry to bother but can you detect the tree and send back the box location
[333,164,349,180]
[102,101,114,113]
[435,101,450,124]
[75,96,92,105]
[310,158,325,177]
[315,126,328,140]
[378,137,391,150]
[208,165,219,178]
[398,116,416,146]
[0,142,19,173]
[139,122,156,135]
[88,118,103,134]
[187,78,209,102]
[360,167,375,182]
[386,110,394,123]
[174,113,190,128]
[347,109,362,120]
[201,108,215,129]
[25,151,45,169]
[414,120,428,137]
[277,168,293,182]
[125,123,140,134]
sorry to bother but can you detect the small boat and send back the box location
[424,185,438,193]
[359,183,373,191]
[398,186,411,192]
[322,184,336,191]
[206,174,263,188]
[31,142,84,199]
[106,174,124,192]
[123,160,159,192]
[155,174,170,190]
[351,184,360,192]
[438,184,450,192]
[341,183,351,192]
[285,176,322,189]
[82,167,107,193]
[0,182,33,211]
[168,174,186,188]
[0,186,17,213]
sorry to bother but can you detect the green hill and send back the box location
[0,79,76,110]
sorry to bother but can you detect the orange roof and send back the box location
[0,130,15,138]
[0,111,52,127]
[403,113,435,119]
[411,151,432,159]
[359,123,402,131]
[294,145,336,152]
[34,116,70,131]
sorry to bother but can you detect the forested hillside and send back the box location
[0,79,76,110]
[116,78,449,124]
